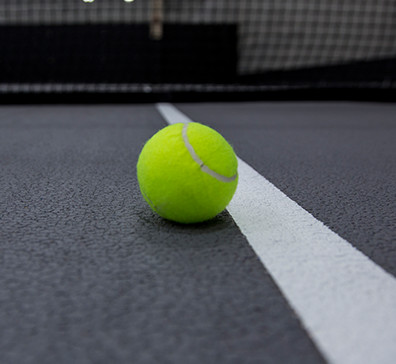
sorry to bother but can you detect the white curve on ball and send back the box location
[181,123,237,183]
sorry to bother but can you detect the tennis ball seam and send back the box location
[182,123,237,183]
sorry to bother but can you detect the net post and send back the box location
[150,0,164,40]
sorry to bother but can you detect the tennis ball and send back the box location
[137,122,238,224]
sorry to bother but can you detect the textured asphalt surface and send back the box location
[0,102,395,363]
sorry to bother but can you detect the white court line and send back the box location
[156,103,396,364]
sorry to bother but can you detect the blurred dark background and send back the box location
[0,0,395,102]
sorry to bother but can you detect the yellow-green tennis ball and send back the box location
[137,122,238,224]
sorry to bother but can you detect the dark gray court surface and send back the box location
[0,102,395,364]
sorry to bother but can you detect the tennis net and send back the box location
[0,0,395,99]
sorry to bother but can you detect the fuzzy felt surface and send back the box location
[137,123,238,223]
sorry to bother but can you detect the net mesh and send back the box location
[0,0,395,94]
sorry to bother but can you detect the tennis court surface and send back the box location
[1,2,395,364]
